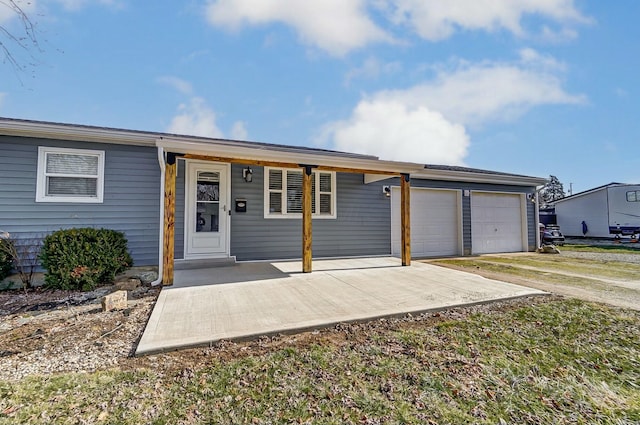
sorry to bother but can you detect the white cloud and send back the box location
[157,76,193,96]
[322,50,585,165]
[0,0,37,24]
[328,100,469,165]
[372,51,585,126]
[230,121,248,140]
[205,0,393,56]
[167,97,224,138]
[344,56,402,85]
[539,25,579,43]
[204,0,589,54]
[385,0,589,41]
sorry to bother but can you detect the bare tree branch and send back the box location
[0,0,41,75]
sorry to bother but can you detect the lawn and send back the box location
[1,298,639,424]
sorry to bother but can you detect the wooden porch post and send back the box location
[162,153,177,285]
[400,173,411,266]
[302,165,313,273]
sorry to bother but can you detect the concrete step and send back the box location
[174,257,237,270]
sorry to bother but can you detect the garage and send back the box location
[471,192,526,254]
[391,187,462,258]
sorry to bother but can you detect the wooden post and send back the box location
[302,165,313,273]
[162,153,177,285]
[400,173,411,266]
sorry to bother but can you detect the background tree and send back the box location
[1,0,40,74]
[540,175,565,208]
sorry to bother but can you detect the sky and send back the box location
[1,0,639,194]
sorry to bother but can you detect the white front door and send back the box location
[185,161,229,259]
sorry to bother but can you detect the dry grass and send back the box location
[1,298,639,424]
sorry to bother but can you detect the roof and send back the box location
[0,116,375,160]
[0,116,545,185]
[413,164,547,187]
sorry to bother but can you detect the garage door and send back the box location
[392,188,461,258]
[471,192,525,254]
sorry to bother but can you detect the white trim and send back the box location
[364,174,392,184]
[263,167,337,219]
[157,138,424,175]
[412,170,546,187]
[36,146,105,203]
[150,147,165,286]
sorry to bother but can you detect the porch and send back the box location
[136,257,545,355]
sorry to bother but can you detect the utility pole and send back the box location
[569,183,573,196]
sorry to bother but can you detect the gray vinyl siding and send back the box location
[0,135,160,266]
[230,165,391,260]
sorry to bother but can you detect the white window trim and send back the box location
[264,167,337,219]
[36,146,105,203]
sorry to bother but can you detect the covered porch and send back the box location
[136,257,545,355]
[156,138,424,285]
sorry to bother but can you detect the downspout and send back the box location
[150,146,165,286]
[534,185,543,249]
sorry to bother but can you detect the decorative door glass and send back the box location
[196,171,219,233]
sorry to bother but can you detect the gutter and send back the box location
[412,170,547,187]
[150,146,165,287]
[534,184,545,249]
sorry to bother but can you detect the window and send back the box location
[265,167,336,218]
[627,190,640,202]
[36,147,105,203]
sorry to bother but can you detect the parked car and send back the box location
[540,224,565,246]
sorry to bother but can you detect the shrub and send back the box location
[40,228,133,291]
[0,239,13,281]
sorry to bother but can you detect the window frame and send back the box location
[36,146,105,203]
[627,190,640,202]
[264,167,337,219]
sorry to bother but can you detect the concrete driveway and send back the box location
[136,257,545,355]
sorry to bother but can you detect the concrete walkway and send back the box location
[136,257,545,355]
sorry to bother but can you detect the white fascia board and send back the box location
[0,119,158,146]
[412,170,547,187]
[364,174,394,184]
[156,138,425,174]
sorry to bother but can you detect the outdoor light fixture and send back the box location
[383,186,391,197]
[242,166,253,182]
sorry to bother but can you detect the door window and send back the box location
[196,171,220,233]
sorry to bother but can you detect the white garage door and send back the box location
[471,192,525,254]
[392,188,461,258]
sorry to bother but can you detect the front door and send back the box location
[185,161,229,259]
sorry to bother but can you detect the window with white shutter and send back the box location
[264,167,336,218]
[36,147,105,203]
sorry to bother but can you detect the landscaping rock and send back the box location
[136,271,158,286]
[101,290,128,312]
[538,245,560,254]
[114,278,141,291]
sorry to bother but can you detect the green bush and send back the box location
[0,240,13,281]
[40,228,133,291]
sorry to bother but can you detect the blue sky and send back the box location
[1,0,638,194]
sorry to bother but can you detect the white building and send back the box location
[554,183,640,238]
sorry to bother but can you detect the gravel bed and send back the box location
[0,288,158,382]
